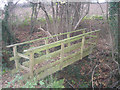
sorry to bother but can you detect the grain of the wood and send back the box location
[29,52,34,77]
[34,41,82,65]
[86,35,97,38]
[36,46,91,80]
[23,61,29,67]
[67,33,70,47]
[7,29,100,80]
[13,46,19,70]
[24,37,96,67]
[6,28,87,48]
[35,46,92,75]
[24,36,83,54]
[19,64,30,71]
[24,30,100,53]
[80,30,85,59]
[18,53,29,59]
[60,43,64,70]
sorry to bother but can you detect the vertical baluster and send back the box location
[45,38,49,55]
[60,42,64,70]
[29,51,34,77]
[80,30,85,59]
[45,38,49,60]
[13,46,19,70]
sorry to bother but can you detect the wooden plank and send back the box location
[34,50,60,65]
[19,64,30,72]
[60,47,91,70]
[86,35,97,38]
[9,37,94,67]
[13,46,19,70]
[34,41,82,65]
[6,28,87,48]
[60,43,64,70]
[10,57,14,61]
[22,61,29,67]
[67,33,70,47]
[36,46,91,80]
[45,38,49,54]
[34,38,92,66]
[24,35,83,54]
[18,53,29,59]
[29,52,34,77]
[35,47,81,75]
[24,35,83,56]
[80,30,85,59]
[35,46,92,75]
[24,30,100,53]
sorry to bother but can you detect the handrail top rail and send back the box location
[24,29,100,53]
[6,28,87,48]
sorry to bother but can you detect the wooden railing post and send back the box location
[67,33,70,47]
[45,38,49,60]
[13,46,19,70]
[80,30,85,59]
[45,38,49,55]
[60,42,64,70]
[29,51,34,77]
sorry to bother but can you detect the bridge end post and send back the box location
[29,51,34,78]
[60,42,64,70]
[13,46,19,70]
[80,30,85,59]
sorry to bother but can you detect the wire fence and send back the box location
[109,2,119,53]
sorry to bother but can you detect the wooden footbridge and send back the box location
[7,28,100,80]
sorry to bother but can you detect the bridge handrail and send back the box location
[6,28,87,48]
[24,29,100,53]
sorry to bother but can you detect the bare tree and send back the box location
[27,1,90,41]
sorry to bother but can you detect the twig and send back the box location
[38,27,55,42]
[110,81,119,88]
[73,3,90,30]
[65,79,75,89]
[92,64,99,89]
[97,1,105,15]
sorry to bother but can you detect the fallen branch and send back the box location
[38,27,55,42]
[65,79,75,88]
[92,64,99,88]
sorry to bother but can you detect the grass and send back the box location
[3,72,64,88]
[83,15,104,21]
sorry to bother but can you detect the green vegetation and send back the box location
[23,16,31,26]
[83,15,103,21]
[38,17,46,24]
[4,74,64,88]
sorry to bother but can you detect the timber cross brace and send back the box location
[7,28,100,80]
